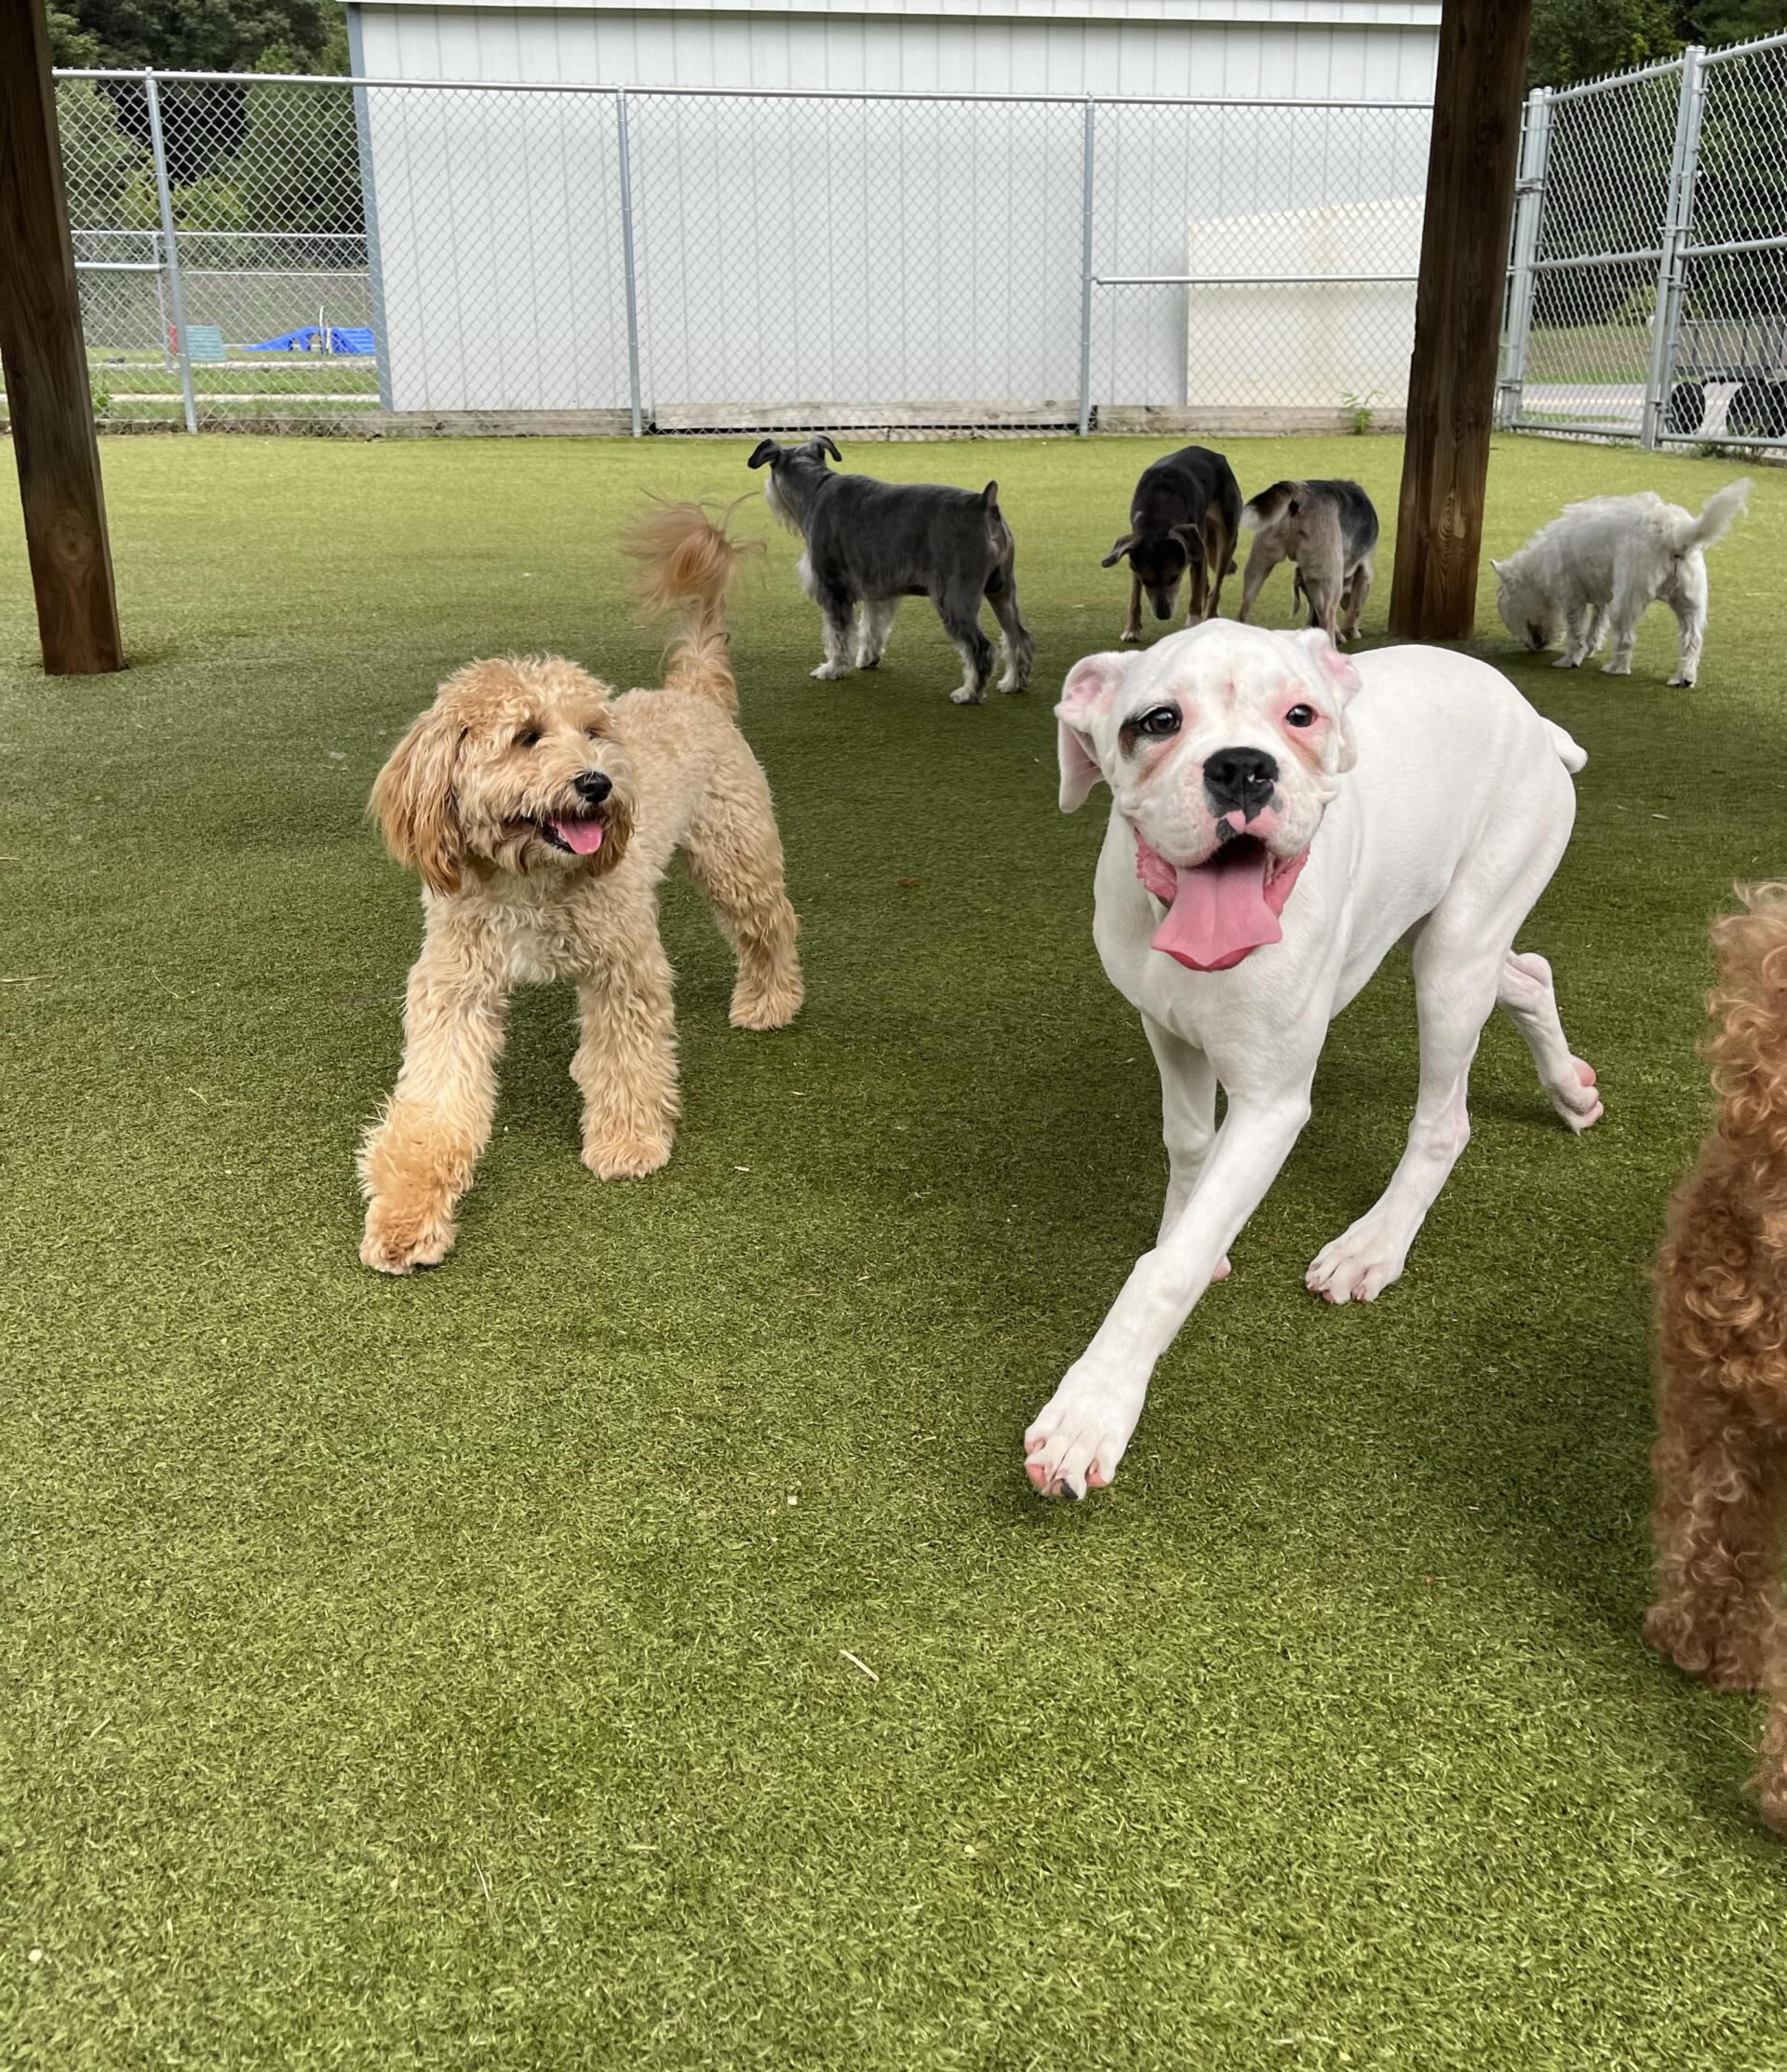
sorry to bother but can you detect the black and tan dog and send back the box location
[747,436,1034,706]
[1101,445,1243,643]
[1239,478,1379,646]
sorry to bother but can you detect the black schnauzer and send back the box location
[747,436,1034,706]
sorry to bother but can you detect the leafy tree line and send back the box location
[51,1,357,242]
[1528,0,1786,86]
[47,0,348,74]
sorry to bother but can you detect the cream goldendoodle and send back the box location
[358,505,802,1274]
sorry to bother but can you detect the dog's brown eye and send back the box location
[515,727,541,748]
[1135,706,1180,737]
[1284,705,1316,728]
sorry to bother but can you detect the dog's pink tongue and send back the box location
[1152,842,1280,972]
[553,818,604,856]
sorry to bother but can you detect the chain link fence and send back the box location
[1500,27,1787,451]
[40,68,1431,438]
[41,42,1781,447]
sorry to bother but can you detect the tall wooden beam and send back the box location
[0,0,124,675]
[1389,0,1534,641]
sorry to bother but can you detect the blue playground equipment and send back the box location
[248,325,377,356]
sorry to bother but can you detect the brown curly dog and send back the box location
[358,504,802,1275]
[1645,882,1787,1827]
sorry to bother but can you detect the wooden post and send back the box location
[0,0,125,674]
[1389,0,1534,641]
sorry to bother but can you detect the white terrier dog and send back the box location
[1493,479,1749,688]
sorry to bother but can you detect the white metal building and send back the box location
[343,0,1441,427]
[347,0,1440,99]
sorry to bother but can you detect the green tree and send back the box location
[1526,0,1787,87]
[45,0,343,74]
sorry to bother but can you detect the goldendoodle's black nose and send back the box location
[1203,747,1277,818]
[574,769,612,806]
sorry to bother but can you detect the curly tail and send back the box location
[1675,478,1751,555]
[623,501,759,712]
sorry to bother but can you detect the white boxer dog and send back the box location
[1026,623,1602,1500]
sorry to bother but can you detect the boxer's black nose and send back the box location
[1203,747,1278,820]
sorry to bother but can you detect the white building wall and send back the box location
[347,1,1438,422]
[355,4,1438,101]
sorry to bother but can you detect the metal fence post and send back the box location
[1076,96,1095,437]
[615,87,644,438]
[1645,47,1706,448]
[345,14,395,412]
[142,71,196,434]
[1497,87,1550,430]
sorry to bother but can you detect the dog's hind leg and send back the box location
[987,573,1033,693]
[682,767,804,1033]
[937,589,995,706]
[1665,550,1708,686]
[1340,555,1373,643]
[1646,1369,1786,1696]
[1237,533,1285,624]
[853,598,898,670]
[1495,950,1602,1131]
[572,930,680,1178]
[359,953,509,1273]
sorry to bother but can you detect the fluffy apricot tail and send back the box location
[624,500,759,713]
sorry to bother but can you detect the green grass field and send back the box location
[4,431,1784,2069]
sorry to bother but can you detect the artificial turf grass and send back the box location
[4,431,1786,2070]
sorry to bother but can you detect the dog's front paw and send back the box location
[731,968,803,1031]
[949,686,987,706]
[1120,627,1143,645]
[1600,659,1632,676]
[1643,1598,1767,1691]
[1667,672,1698,688]
[1023,1366,1144,1500]
[1552,654,1580,668]
[811,662,853,681]
[1305,1212,1408,1305]
[583,1129,674,1180]
[360,1197,456,1275]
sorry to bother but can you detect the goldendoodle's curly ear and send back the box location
[369,706,465,895]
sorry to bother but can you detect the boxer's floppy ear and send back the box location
[1293,627,1363,773]
[1055,651,1132,811]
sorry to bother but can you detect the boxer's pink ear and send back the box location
[1055,652,1133,812]
[1292,627,1362,773]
